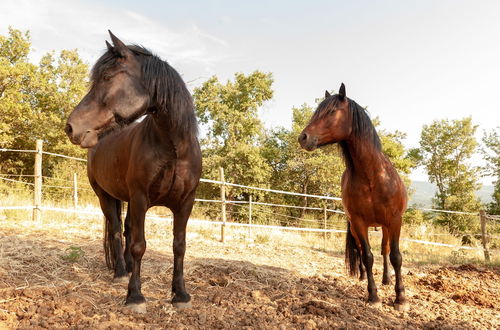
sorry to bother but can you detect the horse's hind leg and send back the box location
[170,194,195,308]
[96,191,128,281]
[358,248,366,281]
[381,227,391,285]
[388,222,408,311]
[346,222,364,280]
[351,220,380,306]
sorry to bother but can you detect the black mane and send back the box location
[313,95,381,170]
[91,45,198,139]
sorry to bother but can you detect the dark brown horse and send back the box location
[298,83,408,311]
[65,31,201,313]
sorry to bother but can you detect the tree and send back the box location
[0,27,88,176]
[482,127,500,214]
[373,118,415,186]
[418,117,481,232]
[193,71,274,212]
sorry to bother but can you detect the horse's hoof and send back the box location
[368,300,382,308]
[382,279,392,286]
[172,300,192,309]
[394,302,409,312]
[125,302,147,314]
[113,276,129,284]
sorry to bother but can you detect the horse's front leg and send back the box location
[389,222,408,311]
[125,194,148,313]
[123,203,133,274]
[171,194,195,308]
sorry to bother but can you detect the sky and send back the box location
[1,0,499,183]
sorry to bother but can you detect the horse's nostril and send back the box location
[299,133,308,142]
[65,123,73,136]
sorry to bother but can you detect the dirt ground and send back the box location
[0,216,498,329]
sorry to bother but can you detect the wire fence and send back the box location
[0,142,498,260]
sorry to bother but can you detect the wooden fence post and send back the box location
[323,204,327,249]
[220,167,226,243]
[479,210,490,262]
[248,195,253,239]
[32,139,43,221]
[73,172,78,211]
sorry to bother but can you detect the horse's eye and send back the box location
[114,113,124,124]
[103,74,112,81]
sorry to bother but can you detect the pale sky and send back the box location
[1,0,499,184]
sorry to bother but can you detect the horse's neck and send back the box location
[149,109,194,158]
[344,138,386,181]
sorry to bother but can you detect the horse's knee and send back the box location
[390,250,402,267]
[362,248,373,265]
[173,239,186,256]
[131,240,146,259]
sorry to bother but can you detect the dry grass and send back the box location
[0,209,499,329]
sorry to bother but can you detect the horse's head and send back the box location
[65,31,150,148]
[298,83,351,151]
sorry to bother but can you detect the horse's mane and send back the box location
[312,95,381,170]
[90,45,198,139]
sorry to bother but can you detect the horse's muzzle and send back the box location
[65,122,99,148]
[298,132,318,151]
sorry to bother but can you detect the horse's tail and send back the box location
[103,200,123,270]
[345,221,360,277]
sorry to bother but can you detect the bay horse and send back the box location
[65,31,201,313]
[298,83,408,311]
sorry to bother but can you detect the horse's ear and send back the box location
[325,90,331,98]
[338,83,346,100]
[108,30,129,57]
[105,40,113,52]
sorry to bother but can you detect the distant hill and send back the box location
[409,181,494,208]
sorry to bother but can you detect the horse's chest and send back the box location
[148,161,176,204]
[342,180,391,221]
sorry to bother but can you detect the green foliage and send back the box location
[418,117,481,232]
[254,234,270,244]
[61,246,85,262]
[482,127,500,214]
[0,27,88,177]
[373,117,416,188]
[193,71,274,207]
[263,104,344,216]
[42,158,97,207]
[403,208,428,226]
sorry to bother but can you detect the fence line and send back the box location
[485,214,500,222]
[0,177,34,186]
[1,204,495,252]
[227,201,323,224]
[0,174,35,177]
[200,178,342,201]
[2,146,486,216]
[0,148,37,154]
[41,151,87,162]
[417,208,478,216]
[1,142,498,260]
